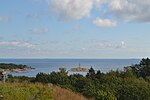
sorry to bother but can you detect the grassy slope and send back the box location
[0,82,90,100]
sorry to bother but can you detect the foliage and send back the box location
[0,82,88,100]
[7,75,35,83]
[0,63,33,69]
[95,90,117,100]
[0,82,54,100]
[86,67,96,79]
[128,58,150,78]
[8,58,150,100]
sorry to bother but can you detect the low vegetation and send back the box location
[0,82,88,100]
[0,82,53,100]
[4,58,150,100]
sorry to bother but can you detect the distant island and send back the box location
[69,64,89,72]
[0,63,34,73]
[70,67,89,72]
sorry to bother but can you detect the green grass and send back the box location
[0,82,54,100]
[0,82,89,100]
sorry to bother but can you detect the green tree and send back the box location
[86,67,95,79]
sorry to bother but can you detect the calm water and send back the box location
[0,59,140,77]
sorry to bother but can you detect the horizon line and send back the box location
[0,57,143,59]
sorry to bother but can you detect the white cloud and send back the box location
[98,41,112,48]
[108,0,150,22]
[116,41,126,49]
[89,41,127,50]
[94,0,106,7]
[0,41,35,48]
[48,0,150,22]
[81,47,86,51]
[34,0,150,25]
[30,27,49,34]
[48,0,93,20]
[93,17,117,27]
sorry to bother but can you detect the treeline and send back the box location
[8,58,150,100]
[0,63,33,69]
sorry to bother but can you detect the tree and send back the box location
[86,67,95,79]
[59,68,68,76]
[35,72,49,83]
[129,58,150,77]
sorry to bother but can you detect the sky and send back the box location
[0,0,150,58]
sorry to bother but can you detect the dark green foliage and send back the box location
[127,58,150,78]
[82,80,96,98]
[35,68,70,86]
[0,63,33,69]
[86,67,96,79]
[7,75,35,83]
[36,72,49,83]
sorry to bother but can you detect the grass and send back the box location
[0,82,89,100]
[54,86,92,100]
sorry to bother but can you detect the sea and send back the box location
[0,59,140,77]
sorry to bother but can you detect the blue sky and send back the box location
[0,0,150,58]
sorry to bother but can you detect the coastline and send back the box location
[0,67,34,73]
[0,63,35,74]
[0,59,139,77]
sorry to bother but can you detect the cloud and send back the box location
[48,0,93,20]
[90,41,127,50]
[93,17,117,27]
[97,41,112,48]
[0,16,10,22]
[0,41,35,48]
[30,27,49,34]
[45,0,150,23]
[108,0,150,22]
[81,47,86,51]
[94,0,106,8]
[80,40,126,51]
[116,41,126,49]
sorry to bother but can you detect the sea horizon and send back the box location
[0,57,141,60]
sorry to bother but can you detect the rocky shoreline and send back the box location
[0,63,34,73]
[2,67,34,73]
